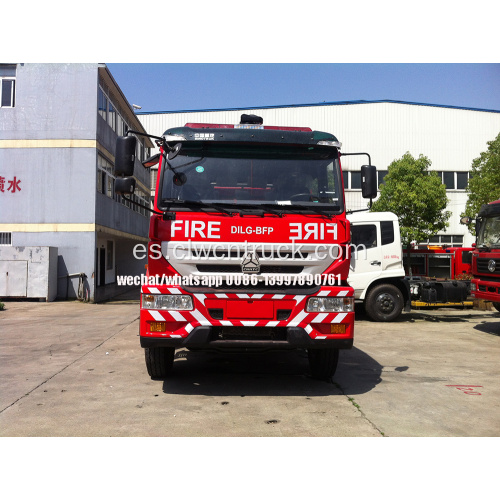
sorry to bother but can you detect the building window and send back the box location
[98,87,107,121]
[97,168,104,193]
[442,171,454,190]
[116,113,126,136]
[97,154,115,199]
[108,100,116,131]
[344,171,362,190]
[425,234,464,247]
[107,175,114,199]
[435,171,470,191]
[98,85,128,135]
[456,172,469,190]
[377,170,388,189]
[0,64,16,108]
[0,232,12,245]
[106,240,114,271]
[151,168,158,192]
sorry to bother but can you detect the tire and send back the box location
[144,347,175,378]
[364,283,404,322]
[493,302,500,313]
[308,348,339,380]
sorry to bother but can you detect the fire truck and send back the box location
[468,200,500,311]
[114,115,378,380]
[403,246,473,280]
[403,245,473,309]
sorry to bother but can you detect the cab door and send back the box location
[348,222,382,297]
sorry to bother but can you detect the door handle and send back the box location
[370,261,381,266]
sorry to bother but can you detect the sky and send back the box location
[106,63,500,114]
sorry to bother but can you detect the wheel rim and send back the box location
[376,292,396,314]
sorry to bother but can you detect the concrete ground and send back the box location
[1,292,499,437]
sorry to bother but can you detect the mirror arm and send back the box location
[125,129,164,142]
[125,129,178,153]
[340,152,372,165]
[121,194,164,216]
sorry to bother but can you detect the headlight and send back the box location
[142,294,193,310]
[306,296,354,312]
[470,283,476,292]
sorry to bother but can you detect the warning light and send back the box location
[330,324,346,334]
[149,322,166,332]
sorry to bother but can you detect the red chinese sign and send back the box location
[0,176,21,193]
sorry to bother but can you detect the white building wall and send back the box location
[138,101,500,247]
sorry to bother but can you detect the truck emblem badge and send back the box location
[241,251,260,274]
[488,259,496,272]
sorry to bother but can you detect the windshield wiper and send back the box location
[161,199,234,216]
[227,203,284,217]
[477,242,491,251]
[279,203,341,216]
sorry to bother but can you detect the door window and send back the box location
[352,224,377,250]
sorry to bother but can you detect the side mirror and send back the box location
[115,177,136,196]
[361,165,377,199]
[142,153,160,168]
[115,136,137,176]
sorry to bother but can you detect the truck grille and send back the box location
[477,258,499,274]
[191,249,310,259]
[196,264,303,274]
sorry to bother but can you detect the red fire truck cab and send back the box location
[114,115,377,380]
[469,200,500,311]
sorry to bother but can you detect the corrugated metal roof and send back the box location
[137,99,500,116]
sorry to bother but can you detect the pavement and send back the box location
[1,293,499,437]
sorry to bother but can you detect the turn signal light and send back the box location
[149,321,166,332]
[330,324,346,334]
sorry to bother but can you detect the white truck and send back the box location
[347,211,411,321]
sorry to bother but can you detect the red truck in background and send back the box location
[468,200,500,312]
[403,245,473,309]
[403,246,473,280]
[113,114,378,380]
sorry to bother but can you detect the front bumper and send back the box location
[140,326,353,350]
[140,285,354,349]
[471,278,500,302]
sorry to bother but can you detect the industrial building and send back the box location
[2,64,499,303]
[138,100,500,247]
[0,63,153,302]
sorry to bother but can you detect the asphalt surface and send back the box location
[1,293,499,437]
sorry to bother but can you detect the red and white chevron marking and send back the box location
[141,286,352,339]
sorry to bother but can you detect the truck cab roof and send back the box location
[478,199,500,218]
[347,211,399,223]
[162,124,342,149]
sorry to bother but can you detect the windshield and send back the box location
[478,216,500,248]
[159,153,343,213]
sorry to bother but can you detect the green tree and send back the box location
[461,132,500,233]
[370,152,451,275]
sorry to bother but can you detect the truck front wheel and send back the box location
[493,302,500,313]
[145,347,175,378]
[365,283,404,322]
[308,348,339,380]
